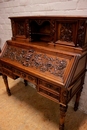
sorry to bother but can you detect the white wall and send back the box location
[0,0,87,113]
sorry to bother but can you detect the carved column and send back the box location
[2,75,11,96]
[11,20,16,40]
[59,104,68,130]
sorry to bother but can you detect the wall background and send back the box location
[0,0,87,113]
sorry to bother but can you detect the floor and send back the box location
[0,76,87,130]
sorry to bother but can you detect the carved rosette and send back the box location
[77,21,85,47]
[3,46,67,78]
[60,23,73,42]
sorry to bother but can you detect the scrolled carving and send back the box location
[3,46,67,78]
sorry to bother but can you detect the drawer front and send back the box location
[27,74,37,85]
[1,63,37,85]
[38,79,60,94]
[38,86,59,103]
[1,63,12,70]
[13,68,37,85]
[38,80,60,103]
[2,67,17,79]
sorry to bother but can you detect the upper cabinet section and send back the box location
[56,19,87,47]
[10,17,55,43]
[9,16,87,48]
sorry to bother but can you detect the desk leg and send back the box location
[59,104,68,130]
[2,75,11,96]
[24,80,28,86]
[74,88,82,111]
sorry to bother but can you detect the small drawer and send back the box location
[38,86,59,103]
[2,67,17,79]
[13,68,37,85]
[1,63,12,70]
[38,80,60,94]
[13,68,21,76]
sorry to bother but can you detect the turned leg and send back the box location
[2,75,11,96]
[0,73,2,76]
[59,104,68,130]
[24,79,28,86]
[74,88,82,111]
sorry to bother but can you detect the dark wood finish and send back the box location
[59,105,68,130]
[24,79,28,86]
[0,16,87,130]
[2,75,11,96]
[74,88,82,111]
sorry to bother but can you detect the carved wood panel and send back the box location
[3,45,67,78]
[60,23,73,42]
[56,21,77,46]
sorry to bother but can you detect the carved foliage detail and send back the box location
[77,21,85,47]
[3,46,67,77]
[17,22,24,35]
[60,23,73,42]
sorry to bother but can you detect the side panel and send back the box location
[73,54,87,80]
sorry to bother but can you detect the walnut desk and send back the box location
[0,16,87,130]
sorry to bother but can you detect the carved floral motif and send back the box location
[3,46,67,77]
[17,22,24,35]
[60,23,73,42]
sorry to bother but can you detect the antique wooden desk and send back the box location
[0,16,87,130]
